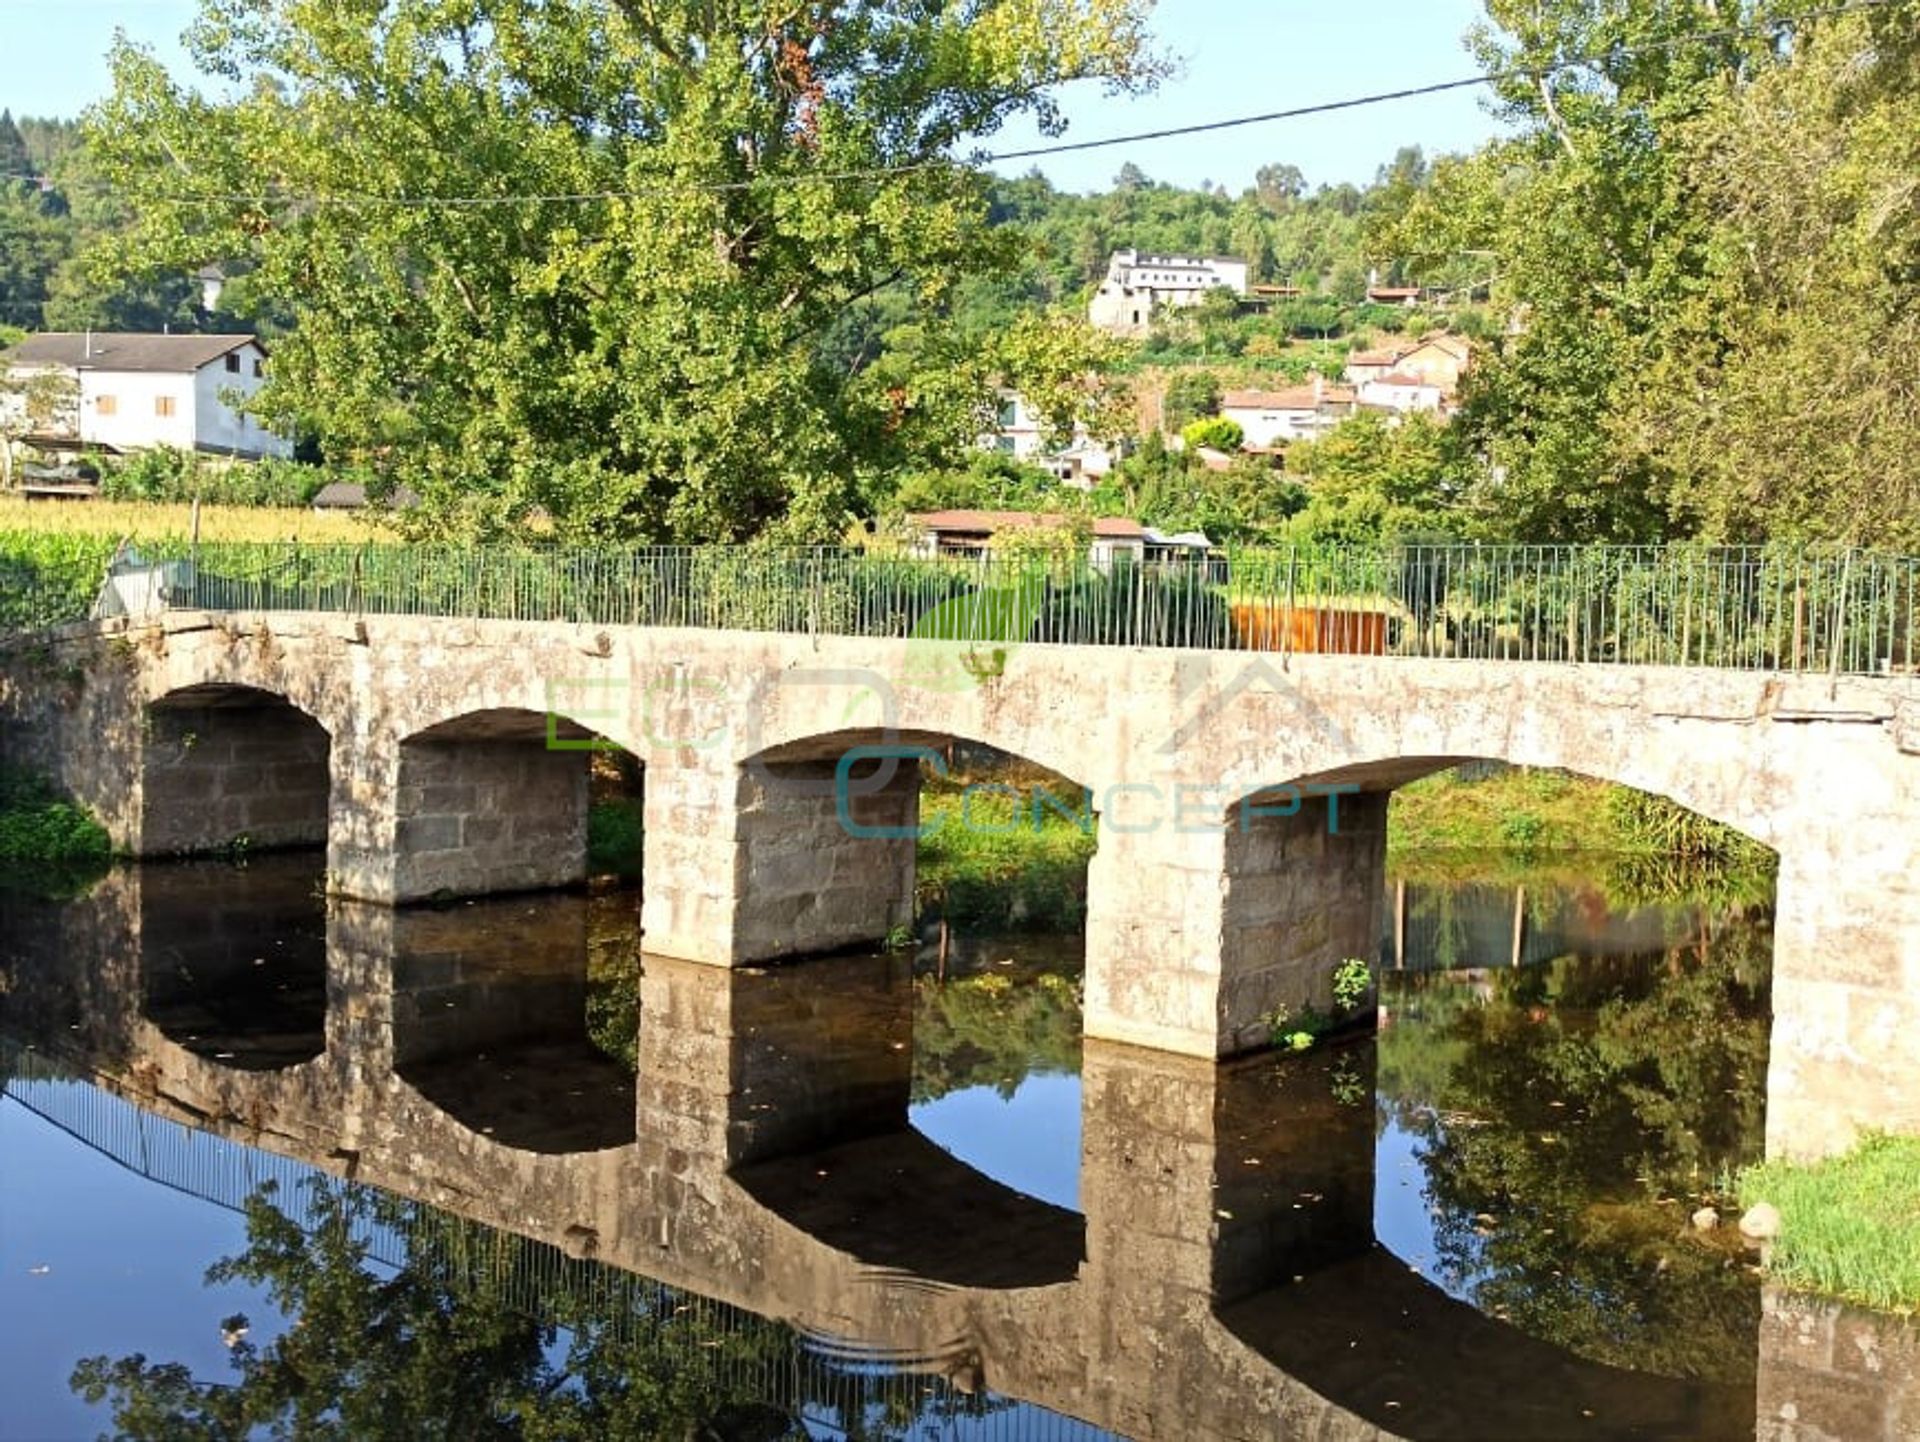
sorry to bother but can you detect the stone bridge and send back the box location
[12,868,1911,1441]
[4,609,1920,1157]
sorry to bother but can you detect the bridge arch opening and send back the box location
[710,733,1096,1285]
[142,684,330,856]
[733,730,1098,962]
[140,856,329,1071]
[393,707,643,903]
[390,892,638,1153]
[1213,758,1777,1050]
[1199,757,1778,1431]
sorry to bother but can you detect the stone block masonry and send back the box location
[142,694,330,854]
[7,609,1920,1161]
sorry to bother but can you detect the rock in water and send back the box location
[1739,1202,1782,1240]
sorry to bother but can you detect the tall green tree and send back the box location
[80,0,1166,542]
[1378,1,1841,542]
[1647,11,1920,545]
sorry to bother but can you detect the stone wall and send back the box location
[142,693,331,854]
[388,738,589,901]
[1757,1287,1920,1441]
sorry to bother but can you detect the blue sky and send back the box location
[5,0,1503,193]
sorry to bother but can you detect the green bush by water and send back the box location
[587,799,644,880]
[1739,1134,1920,1314]
[0,767,111,865]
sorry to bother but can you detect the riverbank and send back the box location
[1740,1135,1920,1315]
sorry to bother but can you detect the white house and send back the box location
[982,390,1117,488]
[1343,332,1471,394]
[1,333,292,460]
[1088,249,1249,337]
[905,510,1210,572]
[1357,372,1445,414]
[1218,380,1358,447]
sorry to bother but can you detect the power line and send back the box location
[0,0,1906,209]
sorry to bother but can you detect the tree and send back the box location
[1646,12,1920,545]
[1181,415,1243,452]
[81,1,1167,543]
[1253,162,1307,213]
[1284,412,1464,542]
[1161,370,1221,432]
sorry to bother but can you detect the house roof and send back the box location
[312,481,420,510]
[909,509,1145,539]
[1221,384,1357,411]
[1371,372,1435,388]
[5,332,261,374]
[1346,349,1401,367]
[1366,286,1421,300]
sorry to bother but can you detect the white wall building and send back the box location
[2,333,292,460]
[1219,381,1358,446]
[982,390,1116,488]
[1357,372,1445,414]
[1088,249,1250,337]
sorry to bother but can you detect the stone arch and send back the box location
[1203,753,1776,1054]
[725,726,1098,963]
[391,705,642,903]
[141,682,332,857]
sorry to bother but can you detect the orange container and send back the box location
[1229,601,1389,655]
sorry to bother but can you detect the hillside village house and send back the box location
[983,390,1117,488]
[906,509,1212,571]
[1,333,291,461]
[1343,333,1471,394]
[1356,372,1444,414]
[1088,249,1250,337]
[1219,380,1359,447]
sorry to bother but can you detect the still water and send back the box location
[1,858,1914,1440]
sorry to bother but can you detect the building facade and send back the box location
[2,333,292,460]
[1088,250,1250,337]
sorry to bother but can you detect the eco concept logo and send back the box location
[897,569,1046,694]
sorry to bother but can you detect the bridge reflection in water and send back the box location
[1,861,1913,1441]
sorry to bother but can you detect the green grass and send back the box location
[917,784,1097,931]
[1389,768,1775,865]
[1739,1134,1920,1314]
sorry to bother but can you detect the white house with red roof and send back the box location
[1218,379,1359,446]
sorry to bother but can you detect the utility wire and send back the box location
[0,0,1907,209]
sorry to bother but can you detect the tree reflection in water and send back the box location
[70,1178,1003,1441]
[1377,915,1774,1383]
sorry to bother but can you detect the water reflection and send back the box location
[1,861,1916,1440]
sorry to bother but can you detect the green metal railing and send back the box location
[9,539,1919,674]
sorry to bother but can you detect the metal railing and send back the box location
[8,538,1919,674]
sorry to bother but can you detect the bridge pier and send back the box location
[641,753,918,965]
[1084,789,1386,1057]
[1766,845,1920,1158]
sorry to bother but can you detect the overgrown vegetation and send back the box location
[915,768,1097,932]
[1389,767,1775,873]
[0,765,110,865]
[1739,1135,1920,1314]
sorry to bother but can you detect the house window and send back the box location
[95,395,117,417]
[154,396,176,418]
[253,359,264,378]
[225,353,241,373]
